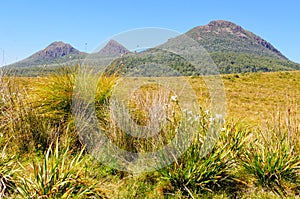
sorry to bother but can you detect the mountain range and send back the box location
[5,20,300,76]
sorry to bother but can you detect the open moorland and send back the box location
[0,67,299,198]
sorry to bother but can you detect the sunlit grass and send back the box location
[0,68,299,198]
[190,71,300,126]
[16,141,107,198]
[0,146,19,198]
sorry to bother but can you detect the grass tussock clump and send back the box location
[16,141,107,199]
[0,68,72,153]
[241,109,300,196]
[160,120,249,198]
[29,65,118,151]
[32,66,77,124]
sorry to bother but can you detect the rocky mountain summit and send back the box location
[96,40,130,57]
[187,20,287,59]
[31,41,83,60]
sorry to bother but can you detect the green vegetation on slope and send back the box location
[106,50,300,77]
[5,51,300,77]
[211,52,300,74]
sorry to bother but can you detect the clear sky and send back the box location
[0,0,299,66]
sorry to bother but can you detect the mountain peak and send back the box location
[193,20,245,35]
[44,41,77,50]
[7,41,84,68]
[208,20,240,27]
[35,41,82,59]
[47,41,68,47]
[106,39,124,47]
[97,39,130,57]
[188,20,287,60]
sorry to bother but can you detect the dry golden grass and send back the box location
[190,71,300,126]
[13,70,300,136]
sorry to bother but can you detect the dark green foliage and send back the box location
[6,51,300,77]
[107,49,199,76]
[211,52,300,74]
[107,51,300,76]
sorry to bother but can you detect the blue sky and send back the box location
[0,0,299,65]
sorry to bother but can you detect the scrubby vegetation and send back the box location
[86,51,300,77]
[5,50,300,77]
[0,66,299,198]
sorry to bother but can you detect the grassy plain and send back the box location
[192,71,300,125]
[0,68,299,198]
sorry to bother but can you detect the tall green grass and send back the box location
[159,120,248,198]
[17,141,107,199]
[240,109,300,196]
